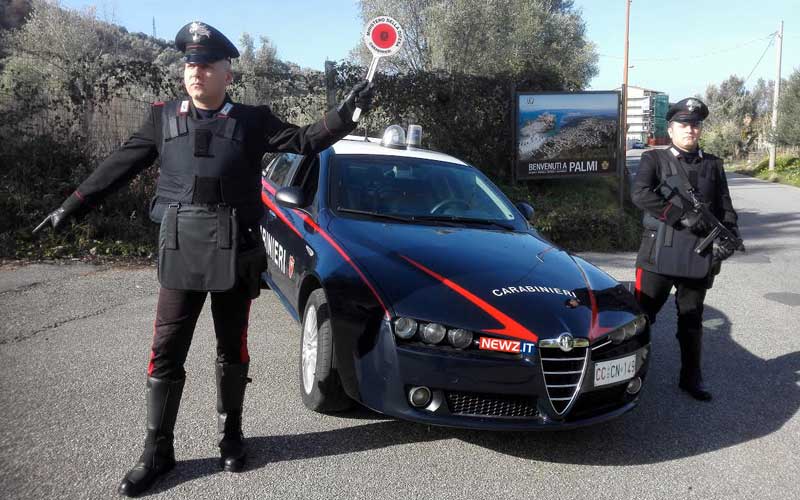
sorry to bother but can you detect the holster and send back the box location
[158,203,239,292]
[237,227,267,299]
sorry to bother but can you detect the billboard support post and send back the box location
[620,0,632,217]
[511,81,517,186]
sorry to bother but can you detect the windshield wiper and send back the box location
[336,207,415,223]
[413,215,517,231]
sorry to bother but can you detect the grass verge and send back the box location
[501,174,641,253]
[729,155,800,188]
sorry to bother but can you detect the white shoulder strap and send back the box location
[219,102,234,117]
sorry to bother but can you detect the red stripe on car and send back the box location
[399,255,538,343]
[261,179,390,319]
[572,263,614,340]
[260,185,302,238]
[297,212,390,319]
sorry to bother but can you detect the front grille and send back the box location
[446,391,539,418]
[539,346,588,415]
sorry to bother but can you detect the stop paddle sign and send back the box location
[366,18,401,54]
[352,16,404,122]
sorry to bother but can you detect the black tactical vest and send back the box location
[149,100,262,225]
[639,147,720,279]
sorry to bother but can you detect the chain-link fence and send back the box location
[0,92,150,156]
[1,53,163,158]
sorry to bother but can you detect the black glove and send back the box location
[679,209,712,235]
[338,80,375,119]
[33,194,83,234]
[712,238,736,262]
[33,207,70,234]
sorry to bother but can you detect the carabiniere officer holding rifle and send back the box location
[34,21,374,497]
[631,97,741,402]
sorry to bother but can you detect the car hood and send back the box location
[327,218,633,343]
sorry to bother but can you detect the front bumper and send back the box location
[351,321,650,430]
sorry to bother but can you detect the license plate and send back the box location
[593,355,637,387]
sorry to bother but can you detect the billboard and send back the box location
[514,91,621,180]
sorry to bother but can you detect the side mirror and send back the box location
[515,201,535,223]
[275,186,306,209]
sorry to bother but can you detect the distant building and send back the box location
[624,85,669,146]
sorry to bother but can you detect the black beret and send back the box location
[667,97,709,123]
[175,21,239,63]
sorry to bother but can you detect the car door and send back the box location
[263,152,302,310]
[282,154,322,304]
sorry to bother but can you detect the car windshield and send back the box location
[330,155,522,227]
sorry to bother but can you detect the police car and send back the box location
[260,125,650,429]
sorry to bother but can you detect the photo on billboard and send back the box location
[515,91,620,180]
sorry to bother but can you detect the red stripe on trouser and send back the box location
[147,292,161,375]
[240,300,252,364]
[635,268,643,302]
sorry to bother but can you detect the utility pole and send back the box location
[152,17,157,39]
[769,21,783,172]
[619,0,632,212]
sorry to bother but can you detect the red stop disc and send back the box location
[371,23,397,50]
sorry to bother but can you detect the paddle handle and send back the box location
[352,56,381,122]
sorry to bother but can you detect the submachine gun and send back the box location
[657,176,745,256]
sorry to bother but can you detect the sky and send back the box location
[60,0,799,101]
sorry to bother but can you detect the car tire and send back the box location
[299,289,353,412]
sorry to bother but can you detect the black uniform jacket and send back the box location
[632,147,737,227]
[631,146,738,275]
[62,96,355,223]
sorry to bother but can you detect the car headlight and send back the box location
[447,328,473,349]
[393,317,476,348]
[394,317,418,339]
[608,315,647,344]
[420,323,447,344]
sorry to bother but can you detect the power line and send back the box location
[711,34,776,111]
[599,32,776,63]
[741,36,775,87]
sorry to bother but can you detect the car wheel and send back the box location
[299,289,353,412]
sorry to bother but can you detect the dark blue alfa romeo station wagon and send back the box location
[260,125,649,430]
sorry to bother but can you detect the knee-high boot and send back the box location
[216,363,249,472]
[677,331,712,401]
[118,377,185,497]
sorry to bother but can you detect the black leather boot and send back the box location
[118,377,185,497]
[677,332,712,401]
[216,363,250,472]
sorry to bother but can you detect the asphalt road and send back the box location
[1,173,798,500]
[625,145,665,181]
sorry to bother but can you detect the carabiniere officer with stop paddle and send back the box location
[34,21,374,497]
